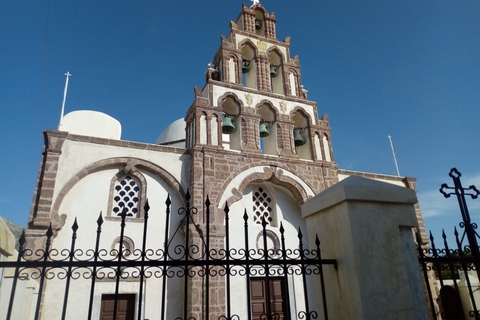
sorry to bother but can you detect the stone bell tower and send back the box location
[184,3,338,318]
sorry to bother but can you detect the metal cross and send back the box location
[440,168,479,224]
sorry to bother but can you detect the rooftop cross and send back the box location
[58,71,72,130]
[251,0,260,5]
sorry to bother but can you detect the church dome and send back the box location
[60,110,121,139]
[155,118,185,147]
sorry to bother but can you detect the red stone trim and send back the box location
[218,165,313,208]
[217,91,246,113]
[238,38,260,57]
[65,133,187,154]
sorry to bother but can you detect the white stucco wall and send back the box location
[53,139,188,204]
[41,165,186,319]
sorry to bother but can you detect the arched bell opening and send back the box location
[222,96,242,151]
[254,9,265,37]
[241,44,257,89]
[268,50,284,95]
[258,104,278,156]
[293,110,312,160]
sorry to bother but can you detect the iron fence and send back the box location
[418,168,480,320]
[0,192,337,320]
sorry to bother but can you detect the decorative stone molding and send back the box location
[51,157,185,217]
[222,165,311,208]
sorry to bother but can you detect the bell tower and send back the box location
[184,3,338,318]
[185,1,338,211]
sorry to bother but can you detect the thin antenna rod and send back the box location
[58,71,72,130]
[388,135,400,177]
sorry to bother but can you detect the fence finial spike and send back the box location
[224,201,229,214]
[46,223,53,238]
[298,227,303,240]
[72,218,79,232]
[144,199,150,212]
[261,216,267,229]
[243,209,248,221]
[205,195,210,207]
[97,212,104,226]
[279,222,285,234]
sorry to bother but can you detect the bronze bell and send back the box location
[242,59,251,73]
[259,122,269,137]
[270,66,278,78]
[222,116,236,134]
[255,19,262,30]
[293,128,306,146]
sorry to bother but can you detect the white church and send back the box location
[2,3,432,320]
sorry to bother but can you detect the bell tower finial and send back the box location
[251,0,260,6]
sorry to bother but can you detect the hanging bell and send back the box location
[270,66,278,78]
[242,59,251,73]
[259,122,269,137]
[293,128,306,147]
[222,116,236,134]
[255,19,262,30]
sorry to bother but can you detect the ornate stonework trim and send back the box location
[255,99,280,119]
[290,106,314,127]
[217,165,314,209]
[265,46,285,62]
[51,157,185,216]
[111,236,135,256]
[217,92,246,113]
[238,38,260,57]
[255,229,280,256]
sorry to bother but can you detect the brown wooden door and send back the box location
[251,277,289,320]
[100,294,135,320]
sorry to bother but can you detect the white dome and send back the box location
[60,110,121,139]
[156,118,185,147]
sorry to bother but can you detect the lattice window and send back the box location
[252,187,274,225]
[112,175,140,217]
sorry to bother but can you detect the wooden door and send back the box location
[251,277,289,320]
[100,294,135,320]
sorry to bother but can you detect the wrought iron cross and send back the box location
[440,168,479,224]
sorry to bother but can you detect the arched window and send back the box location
[322,134,332,162]
[107,170,147,219]
[252,186,277,227]
[112,175,140,217]
[199,112,208,145]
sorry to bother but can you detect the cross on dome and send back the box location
[251,0,260,5]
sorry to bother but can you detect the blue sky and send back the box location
[1,0,479,241]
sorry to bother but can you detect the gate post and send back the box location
[302,175,430,320]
